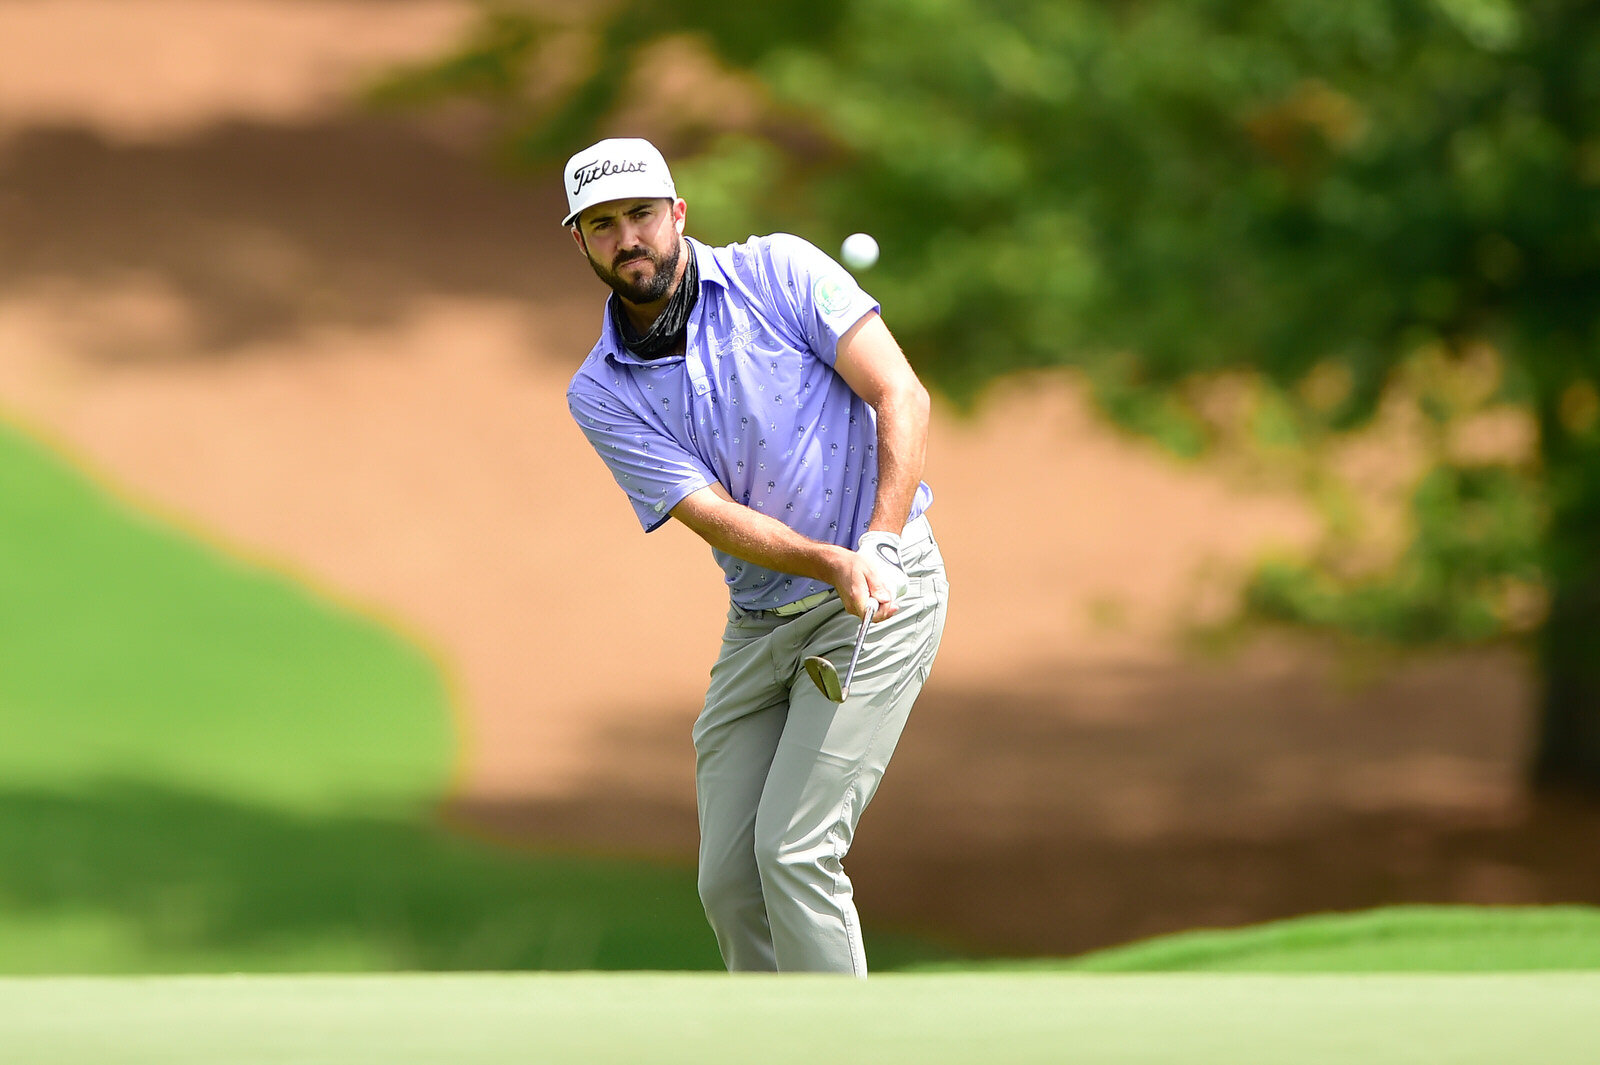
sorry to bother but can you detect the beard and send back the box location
[588,236,682,306]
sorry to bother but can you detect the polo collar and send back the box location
[689,236,730,291]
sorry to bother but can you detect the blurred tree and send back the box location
[376,0,1600,791]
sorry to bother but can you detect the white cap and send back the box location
[561,137,677,226]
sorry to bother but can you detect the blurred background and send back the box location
[1,0,1596,971]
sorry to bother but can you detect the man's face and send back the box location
[572,197,686,305]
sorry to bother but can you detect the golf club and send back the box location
[803,598,878,702]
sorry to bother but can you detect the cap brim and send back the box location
[562,188,677,229]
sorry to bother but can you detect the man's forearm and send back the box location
[831,312,931,538]
[671,482,901,619]
[865,377,930,535]
[670,483,852,587]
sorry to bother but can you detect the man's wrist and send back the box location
[818,543,857,589]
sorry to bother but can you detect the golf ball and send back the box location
[841,232,879,270]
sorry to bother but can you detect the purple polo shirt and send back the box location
[568,233,933,611]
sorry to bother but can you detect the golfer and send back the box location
[562,138,949,975]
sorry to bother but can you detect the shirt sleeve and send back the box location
[757,234,881,367]
[568,380,715,533]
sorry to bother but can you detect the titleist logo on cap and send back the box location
[560,138,674,225]
[570,158,652,196]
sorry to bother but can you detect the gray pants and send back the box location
[692,515,948,975]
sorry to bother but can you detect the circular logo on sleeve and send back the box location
[813,275,853,316]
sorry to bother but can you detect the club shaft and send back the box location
[841,598,878,694]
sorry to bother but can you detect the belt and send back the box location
[771,590,834,617]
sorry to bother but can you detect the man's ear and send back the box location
[672,198,687,236]
[571,225,588,254]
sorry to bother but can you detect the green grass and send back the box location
[0,781,952,974]
[0,419,454,812]
[0,782,728,973]
[2,972,1596,1065]
[922,905,1600,973]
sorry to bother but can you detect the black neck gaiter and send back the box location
[610,246,699,359]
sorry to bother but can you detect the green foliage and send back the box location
[1247,459,1545,643]
[381,0,1597,408]
[366,9,540,104]
[381,0,1596,447]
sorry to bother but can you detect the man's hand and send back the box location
[846,531,909,622]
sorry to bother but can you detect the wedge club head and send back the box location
[804,598,877,703]
[803,655,844,702]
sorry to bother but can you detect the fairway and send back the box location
[2,972,1594,1065]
